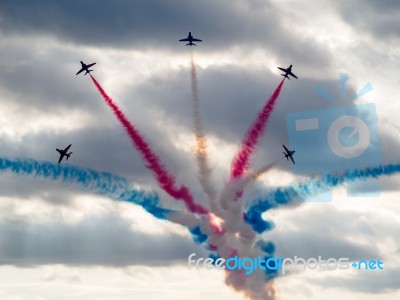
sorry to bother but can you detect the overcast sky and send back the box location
[0,0,399,299]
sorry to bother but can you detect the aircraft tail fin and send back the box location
[85,69,94,75]
[66,152,72,160]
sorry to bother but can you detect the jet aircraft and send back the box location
[277,65,298,80]
[283,144,296,164]
[76,61,96,75]
[179,32,202,46]
[56,144,72,164]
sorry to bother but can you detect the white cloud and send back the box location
[0,0,398,299]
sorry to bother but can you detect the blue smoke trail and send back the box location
[246,163,400,233]
[190,225,208,244]
[0,157,213,246]
[0,157,171,219]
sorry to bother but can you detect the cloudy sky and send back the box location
[0,0,399,299]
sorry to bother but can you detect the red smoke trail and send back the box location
[90,75,209,215]
[231,80,285,179]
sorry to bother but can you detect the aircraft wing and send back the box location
[289,72,298,79]
[282,144,289,153]
[192,38,202,42]
[290,155,295,164]
[76,68,85,75]
[278,67,287,72]
[86,63,96,68]
[179,38,190,42]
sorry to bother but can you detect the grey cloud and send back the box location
[271,230,380,261]
[378,176,400,193]
[268,213,383,261]
[265,203,400,261]
[0,0,332,67]
[0,52,396,215]
[127,62,392,182]
[0,2,398,298]
[0,213,207,266]
[0,127,200,213]
[43,267,82,283]
[337,0,400,40]
[0,174,81,207]
[0,41,106,115]
[313,268,400,294]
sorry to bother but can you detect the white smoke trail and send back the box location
[190,51,222,215]
[212,161,278,299]
[175,59,283,299]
